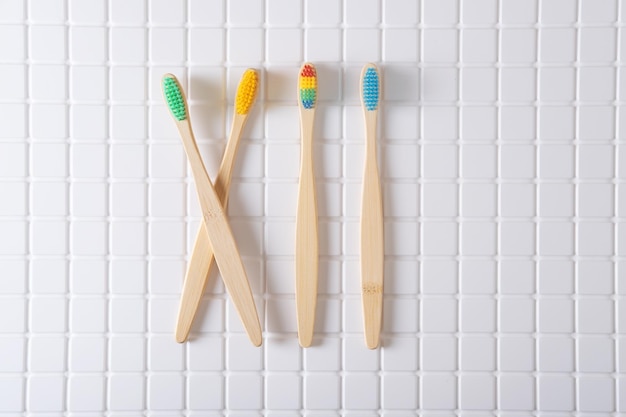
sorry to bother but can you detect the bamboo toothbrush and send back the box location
[162,73,262,347]
[295,62,319,347]
[174,69,260,344]
[360,63,383,349]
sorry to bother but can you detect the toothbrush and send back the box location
[175,69,259,344]
[295,62,319,347]
[162,73,262,347]
[360,63,383,349]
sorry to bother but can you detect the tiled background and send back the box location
[0,0,624,414]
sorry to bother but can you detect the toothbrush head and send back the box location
[361,64,379,112]
[162,74,187,121]
[235,69,259,115]
[299,63,317,110]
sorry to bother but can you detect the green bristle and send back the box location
[163,76,187,121]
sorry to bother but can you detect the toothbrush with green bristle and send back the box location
[161,73,262,347]
[360,63,383,349]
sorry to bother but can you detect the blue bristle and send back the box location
[362,67,379,111]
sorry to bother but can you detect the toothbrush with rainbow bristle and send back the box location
[162,73,262,347]
[174,70,260,344]
[295,62,319,347]
[360,63,383,349]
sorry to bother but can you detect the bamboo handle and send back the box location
[176,120,262,346]
[361,111,383,349]
[175,116,246,343]
[295,112,318,347]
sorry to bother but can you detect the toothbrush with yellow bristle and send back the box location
[162,72,262,347]
[295,62,319,347]
[360,63,383,349]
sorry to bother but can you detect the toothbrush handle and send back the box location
[175,117,246,343]
[176,120,262,347]
[295,113,318,348]
[361,112,384,349]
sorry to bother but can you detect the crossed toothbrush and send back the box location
[163,63,383,349]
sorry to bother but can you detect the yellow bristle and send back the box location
[235,69,259,115]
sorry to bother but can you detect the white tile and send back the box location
[150,28,185,64]
[70,27,106,63]
[383,66,420,102]
[423,0,458,25]
[540,28,576,63]
[267,0,302,26]
[188,374,224,410]
[28,336,65,371]
[189,28,224,64]
[421,374,456,410]
[266,336,301,370]
[148,374,184,410]
[383,144,419,178]
[579,145,614,179]
[460,335,495,371]
[30,0,65,22]
[501,0,537,24]
[0,104,26,139]
[499,375,535,411]
[344,374,380,410]
[461,183,495,217]
[578,337,614,372]
[108,374,145,411]
[459,375,495,410]
[306,29,341,61]
[71,105,107,140]
[68,376,104,412]
[538,260,574,294]
[421,298,456,333]
[460,260,496,294]
[30,297,65,332]
[148,297,178,333]
[539,145,575,179]
[578,376,615,412]
[382,337,418,371]
[71,66,106,100]
[111,28,146,63]
[0,143,27,177]
[111,221,146,255]
[109,336,145,372]
[541,0,577,23]
[69,0,105,22]
[463,0,497,24]
[111,183,147,216]
[306,0,341,25]
[111,105,146,139]
[422,29,458,63]
[227,29,264,63]
[148,335,184,371]
[70,297,106,333]
[499,297,534,332]
[110,298,146,333]
[150,0,185,24]
[0,377,23,412]
[538,375,575,411]
[462,68,497,102]
[30,26,66,61]
[267,29,302,63]
[31,104,67,139]
[70,259,107,294]
[69,336,106,371]
[421,335,456,371]
[580,28,616,62]
[500,221,535,256]
[384,29,419,62]
[0,221,26,255]
[421,222,457,256]
[30,259,67,294]
[304,374,341,409]
[227,334,263,371]
[460,298,495,332]
[71,183,107,217]
[0,26,25,61]
[538,299,574,333]
[421,260,457,295]
[499,336,534,371]
[27,375,65,412]
[578,261,613,295]
[227,375,263,410]
[266,374,302,410]
[345,29,381,62]
[461,221,496,255]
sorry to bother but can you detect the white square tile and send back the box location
[0,143,27,177]
[578,337,614,372]
[462,0,497,24]
[460,260,495,294]
[150,0,185,24]
[538,145,575,178]
[71,66,106,100]
[580,106,615,141]
[148,335,184,371]
[579,376,615,412]
[71,105,107,140]
[578,261,613,295]
[499,184,536,218]
[499,375,535,411]
[111,183,147,217]
[149,144,186,178]
[422,145,458,178]
[462,29,497,63]
[227,375,263,410]
[0,182,27,216]
[421,298,456,332]
[578,298,614,333]
[384,29,419,62]
[500,221,535,256]
[579,67,616,102]
[580,28,616,62]
[385,220,419,256]
[69,0,105,22]
[578,183,613,217]
[461,106,497,141]
[68,375,104,412]
[423,29,458,63]
[266,374,302,410]
[579,221,613,256]
[0,221,26,255]
[111,28,146,63]
[421,374,456,410]
[148,375,184,410]
[30,259,67,294]
[0,104,26,139]
[0,65,26,100]
[0,260,26,294]
[189,28,224,64]
[500,297,534,332]
[70,297,106,332]
[70,27,106,63]
[108,374,145,411]
[462,145,496,178]
[111,144,146,178]
[538,260,574,294]
[459,375,495,410]
[462,221,497,255]
[30,0,65,22]
[423,0,458,25]
[383,144,419,178]
[110,298,145,333]
[383,66,420,102]
[267,0,301,26]
[306,0,341,25]
[501,0,537,24]
[304,374,340,409]
[384,0,419,25]
[460,335,495,371]
[27,375,65,412]
[0,26,25,61]
[539,299,574,333]
[499,336,534,371]
[462,68,497,101]
[421,222,457,256]
[227,29,264,63]
[539,67,575,102]
[421,260,457,295]
[540,28,576,63]
[343,374,380,410]
[148,297,178,333]
[422,183,457,217]
[111,105,146,139]
[30,26,66,61]
[423,106,458,138]
[110,0,145,23]
[501,145,535,179]
[111,67,146,101]
[460,298,495,332]
[30,104,67,139]
[538,375,575,411]
[267,29,302,63]
[345,29,381,62]
[150,28,185,63]
[0,337,24,372]
[110,260,146,295]
[501,68,536,102]
[70,259,107,294]
[29,336,65,371]
[305,29,341,61]
[421,335,456,371]
[31,220,68,255]
[30,296,66,332]
[579,145,614,179]
[541,0,577,23]
[110,336,145,371]
[461,183,495,217]
[384,298,419,333]
[188,374,224,410]
[68,336,106,371]
[344,336,380,371]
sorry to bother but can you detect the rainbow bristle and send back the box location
[362,67,379,111]
[299,63,317,109]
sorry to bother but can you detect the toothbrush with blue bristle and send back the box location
[360,63,384,349]
[161,74,262,346]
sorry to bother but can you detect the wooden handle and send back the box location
[295,111,318,347]
[176,120,262,346]
[175,116,247,343]
[361,111,383,349]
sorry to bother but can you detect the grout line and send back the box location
[494,0,502,410]
[534,0,542,411]
[613,0,621,412]
[455,0,463,412]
